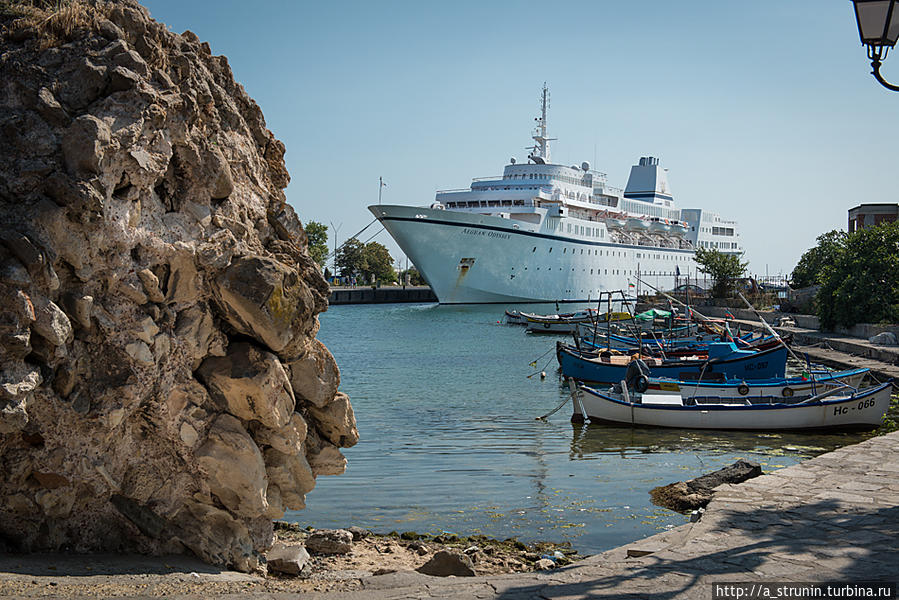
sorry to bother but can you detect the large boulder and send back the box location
[0,0,353,574]
[264,447,316,511]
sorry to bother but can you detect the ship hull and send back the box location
[370,205,697,304]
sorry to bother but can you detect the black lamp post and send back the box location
[852,0,899,90]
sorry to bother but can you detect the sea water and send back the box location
[288,302,874,554]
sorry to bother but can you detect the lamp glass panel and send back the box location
[856,1,893,44]
[888,0,899,44]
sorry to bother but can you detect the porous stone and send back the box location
[266,541,310,576]
[61,114,111,174]
[0,289,35,360]
[0,0,352,575]
[251,412,307,456]
[286,338,339,408]
[213,255,315,358]
[196,414,269,519]
[137,269,165,303]
[416,549,477,577]
[29,296,71,348]
[263,448,315,511]
[306,392,359,448]
[197,342,296,430]
[305,529,353,555]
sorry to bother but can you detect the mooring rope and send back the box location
[536,394,572,420]
[528,346,556,368]
[526,353,556,379]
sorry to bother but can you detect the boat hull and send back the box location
[575,382,893,430]
[370,204,695,304]
[557,343,788,383]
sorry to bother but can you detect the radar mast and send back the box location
[528,83,556,164]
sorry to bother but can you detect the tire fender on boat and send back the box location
[635,375,649,393]
[782,387,794,398]
[738,382,749,396]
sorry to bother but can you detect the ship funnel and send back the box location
[624,156,672,205]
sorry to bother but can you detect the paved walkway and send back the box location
[2,432,897,599]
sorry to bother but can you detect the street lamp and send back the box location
[852,0,899,90]
[329,221,342,280]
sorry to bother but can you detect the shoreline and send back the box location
[3,430,898,598]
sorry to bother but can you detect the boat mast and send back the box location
[528,83,556,164]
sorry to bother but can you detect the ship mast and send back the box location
[528,83,556,164]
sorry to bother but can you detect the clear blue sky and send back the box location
[142,0,898,278]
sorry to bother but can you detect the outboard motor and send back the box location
[625,359,651,394]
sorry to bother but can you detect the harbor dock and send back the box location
[328,285,437,305]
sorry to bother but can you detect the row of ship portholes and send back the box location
[514,267,682,277]
[530,246,691,261]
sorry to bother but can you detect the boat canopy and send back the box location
[633,308,672,321]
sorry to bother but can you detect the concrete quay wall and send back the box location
[329,286,437,305]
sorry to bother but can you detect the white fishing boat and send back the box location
[569,379,893,431]
[504,309,526,324]
[370,85,742,304]
[525,310,630,334]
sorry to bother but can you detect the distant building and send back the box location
[848,203,899,232]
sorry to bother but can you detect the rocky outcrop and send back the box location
[0,0,355,573]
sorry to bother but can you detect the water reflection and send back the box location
[568,421,871,460]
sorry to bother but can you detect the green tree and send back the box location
[817,222,899,329]
[335,237,365,278]
[790,230,847,289]
[304,220,329,267]
[361,241,396,284]
[399,267,425,286]
[694,247,748,298]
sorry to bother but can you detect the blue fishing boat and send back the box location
[556,341,788,384]
[578,331,758,351]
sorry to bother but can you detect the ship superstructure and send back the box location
[371,85,742,304]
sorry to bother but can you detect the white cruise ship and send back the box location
[370,86,742,304]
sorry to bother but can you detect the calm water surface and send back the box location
[287,302,874,554]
